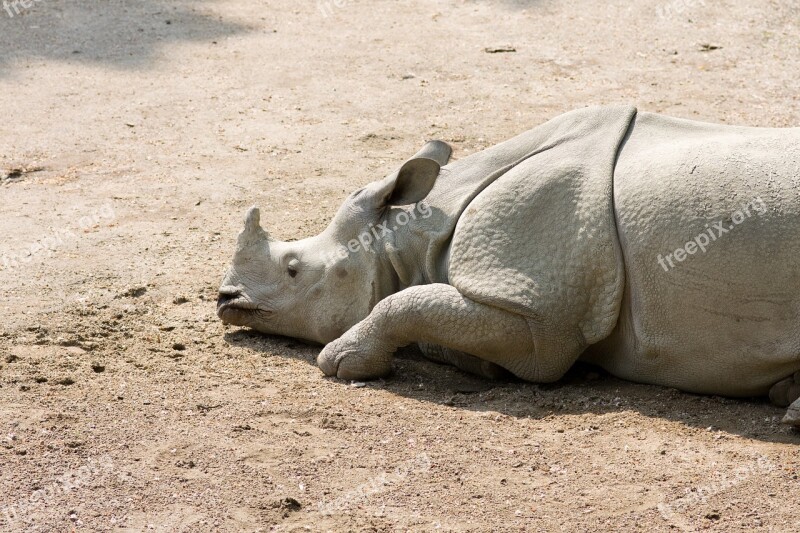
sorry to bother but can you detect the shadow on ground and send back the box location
[0,0,251,75]
[225,328,800,446]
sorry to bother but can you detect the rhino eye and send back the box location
[287,258,300,278]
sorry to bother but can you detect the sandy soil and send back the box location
[1,0,799,531]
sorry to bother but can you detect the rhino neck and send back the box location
[382,227,429,290]
[381,204,453,286]
[368,235,402,309]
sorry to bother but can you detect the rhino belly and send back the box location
[585,113,800,396]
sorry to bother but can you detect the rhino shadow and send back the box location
[224,328,799,445]
[0,0,251,76]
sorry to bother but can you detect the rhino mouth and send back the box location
[217,296,272,326]
[217,298,270,324]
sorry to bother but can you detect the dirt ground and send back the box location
[1,0,799,531]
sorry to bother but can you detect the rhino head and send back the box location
[217,140,452,344]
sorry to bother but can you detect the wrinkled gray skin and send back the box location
[218,105,800,426]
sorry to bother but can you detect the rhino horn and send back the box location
[237,206,270,250]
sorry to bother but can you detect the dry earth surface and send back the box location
[1,0,800,531]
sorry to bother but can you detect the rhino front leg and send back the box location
[317,283,582,381]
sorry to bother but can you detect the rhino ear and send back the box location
[374,140,452,206]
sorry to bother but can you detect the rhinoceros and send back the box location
[217,105,800,426]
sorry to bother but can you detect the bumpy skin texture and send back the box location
[447,106,635,381]
[220,105,800,426]
[317,284,536,380]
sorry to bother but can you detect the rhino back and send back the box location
[588,112,800,395]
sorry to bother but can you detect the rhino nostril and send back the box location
[217,294,235,306]
[217,287,242,307]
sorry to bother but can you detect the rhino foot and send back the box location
[782,397,800,427]
[317,324,394,381]
[769,371,800,407]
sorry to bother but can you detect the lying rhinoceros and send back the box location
[218,105,800,426]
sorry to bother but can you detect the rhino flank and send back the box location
[218,105,800,426]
